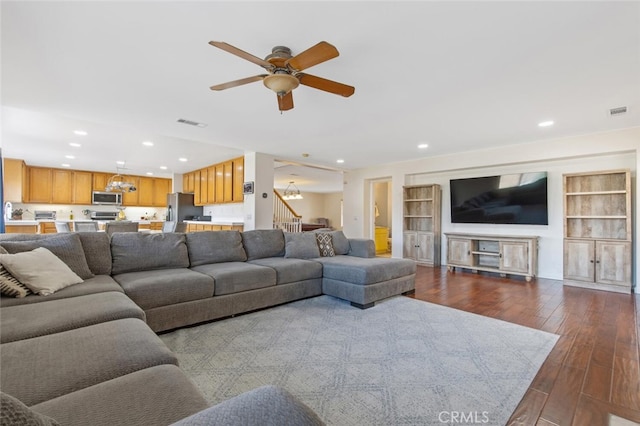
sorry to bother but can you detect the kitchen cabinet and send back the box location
[153,178,171,207]
[223,161,233,203]
[233,157,244,202]
[563,169,632,293]
[445,233,538,282]
[186,223,243,232]
[121,176,140,206]
[403,184,441,266]
[137,177,154,206]
[183,172,195,194]
[3,158,26,202]
[215,164,224,203]
[92,172,111,192]
[207,166,216,203]
[5,224,37,234]
[26,167,53,203]
[39,222,59,234]
[194,170,204,206]
[51,169,73,204]
[73,171,93,204]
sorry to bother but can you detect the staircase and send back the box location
[273,190,302,232]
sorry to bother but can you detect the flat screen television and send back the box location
[450,172,548,225]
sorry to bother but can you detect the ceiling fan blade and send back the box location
[210,75,267,91]
[285,41,339,72]
[209,41,274,70]
[297,73,355,97]
[277,92,294,111]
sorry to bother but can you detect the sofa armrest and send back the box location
[171,385,324,426]
[348,239,376,258]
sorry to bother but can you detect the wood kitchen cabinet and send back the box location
[3,158,26,202]
[153,178,171,207]
[215,164,224,203]
[73,171,93,204]
[207,166,216,203]
[121,176,140,206]
[194,170,204,205]
[26,167,53,203]
[183,172,195,194]
[563,169,632,293]
[223,161,233,202]
[92,172,111,192]
[51,169,73,204]
[233,157,244,202]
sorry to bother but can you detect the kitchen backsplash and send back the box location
[11,203,164,221]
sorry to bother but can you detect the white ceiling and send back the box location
[2,1,639,193]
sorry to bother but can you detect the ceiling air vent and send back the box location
[609,106,628,116]
[177,118,207,128]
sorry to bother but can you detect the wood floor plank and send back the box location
[410,266,639,425]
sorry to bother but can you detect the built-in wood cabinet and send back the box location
[186,156,244,206]
[3,158,26,202]
[445,233,538,281]
[6,162,172,207]
[402,184,441,266]
[563,169,632,293]
[185,223,243,232]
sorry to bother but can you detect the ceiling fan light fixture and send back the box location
[263,73,299,96]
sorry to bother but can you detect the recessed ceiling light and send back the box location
[116,160,125,165]
[65,155,75,159]
[69,142,81,148]
[142,141,154,147]
[146,172,153,176]
[73,130,87,136]
[418,143,429,149]
[538,120,554,127]
[179,157,188,162]
[336,159,345,164]
[61,163,71,167]
[160,166,168,170]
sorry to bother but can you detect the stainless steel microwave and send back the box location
[92,191,122,205]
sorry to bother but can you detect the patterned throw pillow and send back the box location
[316,233,335,257]
[0,265,32,298]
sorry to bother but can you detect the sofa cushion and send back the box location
[0,275,124,308]
[0,233,94,279]
[0,247,84,296]
[249,257,323,285]
[32,365,209,426]
[171,385,324,426]
[111,232,189,275]
[314,256,417,285]
[186,231,247,266]
[1,392,60,426]
[76,232,112,275]
[0,318,177,407]
[191,262,276,295]
[314,230,350,255]
[113,268,215,310]
[284,232,321,259]
[1,292,146,343]
[241,229,285,261]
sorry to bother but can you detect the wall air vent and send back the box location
[609,106,628,116]
[177,118,207,128]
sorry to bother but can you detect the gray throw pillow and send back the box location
[284,232,321,259]
[186,231,247,266]
[1,392,60,426]
[0,233,94,279]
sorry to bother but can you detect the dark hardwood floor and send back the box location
[408,265,640,426]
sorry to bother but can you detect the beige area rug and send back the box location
[161,295,559,426]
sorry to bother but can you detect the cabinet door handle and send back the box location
[467,251,470,255]
[590,259,594,263]
[596,260,600,264]
[499,253,502,258]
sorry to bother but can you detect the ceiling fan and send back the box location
[209,41,355,111]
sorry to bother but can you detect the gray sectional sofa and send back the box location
[0,228,416,425]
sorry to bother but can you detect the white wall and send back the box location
[343,127,640,288]
[284,191,343,230]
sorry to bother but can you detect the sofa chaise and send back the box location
[0,228,416,425]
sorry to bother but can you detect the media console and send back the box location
[445,233,538,282]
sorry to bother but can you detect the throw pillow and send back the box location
[0,233,94,279]
[0,265,32,298]
[315,233,335,257]
[315,230,350,255]
[284,232,321,259]
[1,392,60,426]
[0,247,84,296]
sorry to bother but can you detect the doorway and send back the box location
[372,180,392,256]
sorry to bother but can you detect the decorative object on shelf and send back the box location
[105,168,137,192]
[282,181,303,200]
[10,208,23,220]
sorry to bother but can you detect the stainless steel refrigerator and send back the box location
[166,193,203,222]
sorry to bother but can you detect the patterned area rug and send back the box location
[161,295,558,426]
